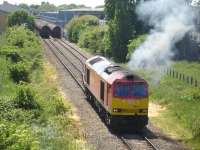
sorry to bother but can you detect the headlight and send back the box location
[113,108,122,112]
[139,109,148,113]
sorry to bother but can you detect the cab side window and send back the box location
[100,81,104,101]
[86,68,90,85]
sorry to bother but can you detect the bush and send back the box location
[14,85,40,110]
[78,26,107,55]
[9,61,30,83]
[48,96,67,115]
[5,26,41,49]
[0,121,39,149]
[66,15,99,43]
[0,97,14,121]
[127,34,147,60]
[8,11,34,31]
[6,51,22,63]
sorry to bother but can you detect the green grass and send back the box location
[133,61,200,150]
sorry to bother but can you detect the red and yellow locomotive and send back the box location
[84,56,149,130]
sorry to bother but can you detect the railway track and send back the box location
[54,38,88,66]
[119,134,159,150]
[60,38,88,60]
[44,38,85,91]
[44,37,160,150]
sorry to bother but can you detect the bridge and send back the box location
[38,8,104,28]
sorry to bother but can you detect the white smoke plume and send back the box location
[128,0,195,72]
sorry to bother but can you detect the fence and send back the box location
[164,68,199,88]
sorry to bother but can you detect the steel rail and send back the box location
[119,136,133,150]
[118,134,159,150]
[48,38,83,74]
[143,136,159,150]
[60,38,88,60]
[44,39,85,91]
[56,39,85,66]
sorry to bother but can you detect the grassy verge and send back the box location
[0,26,90,150]
[134,61,200,150]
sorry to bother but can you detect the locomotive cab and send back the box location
[84,56,149,130]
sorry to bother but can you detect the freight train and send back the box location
[34,19,62,39]
[83,56,149,130]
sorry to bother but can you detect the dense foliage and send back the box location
[127,34,147,60]
[18,2,90,14]
[58,4,90,10]
[78,26,107,55]
[0,26,88,150]
[66,15,99,43]
[105,0,136,62]
[8,11,34,31]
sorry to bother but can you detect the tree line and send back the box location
[66,0,147,63]
[19,2,100,15]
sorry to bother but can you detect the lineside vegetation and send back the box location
[136,63,200,150]
[0,26,90,150]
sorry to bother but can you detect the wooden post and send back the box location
[195,80,198,87]
[191,77,193,85]
[187,76,189,84]
[179,73,182,80]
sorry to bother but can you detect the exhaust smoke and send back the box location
[128,0,195,73]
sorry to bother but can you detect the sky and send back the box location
[0,0,105,8]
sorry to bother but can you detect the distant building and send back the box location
[0,1,21,33]
[39,8,105,28]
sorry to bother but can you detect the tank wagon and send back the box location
[34,19,62,38]
[49,25,62,38]
[84,56,149,130]
[35,19,51,38]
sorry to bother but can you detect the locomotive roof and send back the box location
[86,56,142,84]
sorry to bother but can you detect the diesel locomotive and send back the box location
[83,56,149,130]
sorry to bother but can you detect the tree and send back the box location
[95,5,104,8]
[58,4,90,10]
[66,15,99,43]
[8,11,34,31]
[18,3,29,10]
[39,2,56,11]
[105,0,136,62]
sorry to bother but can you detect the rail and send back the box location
[44,39,85,91]
[118,134,159,150]
[119,136,133,150]
[60,38,88,60]
[55,38,86,66]
[143,135,159,150]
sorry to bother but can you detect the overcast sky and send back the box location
[0,0,105,8]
